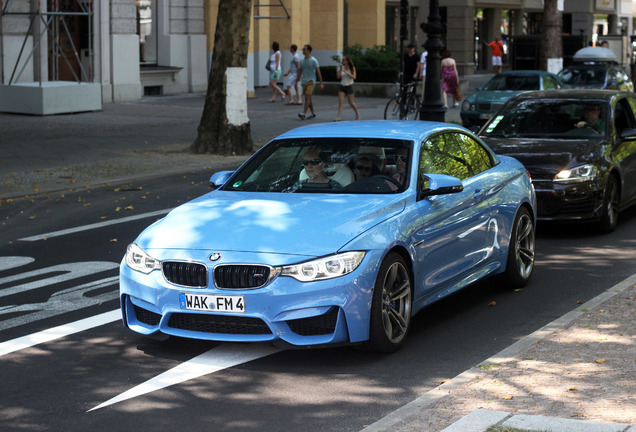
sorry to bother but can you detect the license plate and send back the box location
[479,113,493,120]
[179,293,245,313]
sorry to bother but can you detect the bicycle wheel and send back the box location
[404,94,420,120]
[384,97,401,120]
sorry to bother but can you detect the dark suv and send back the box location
[557,47,633,91]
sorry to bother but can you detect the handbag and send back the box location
[454,88,462,101]
[265,62,271,71]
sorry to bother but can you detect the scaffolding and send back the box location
[254,0,290,19]
[0,0,94,85]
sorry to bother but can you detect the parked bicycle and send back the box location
[384,81,420,120]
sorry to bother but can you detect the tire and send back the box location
[364,252,412,353]
[405,95,420,120]
[599,175,619,233]
[384,98,401,120]
[502,207,535,288]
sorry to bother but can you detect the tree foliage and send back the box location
[191,0,253,155]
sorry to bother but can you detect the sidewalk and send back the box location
[1,74,634,432]
[363,277,635,432]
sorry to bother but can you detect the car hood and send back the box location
[482,137,601,179]
[135,191,406,256]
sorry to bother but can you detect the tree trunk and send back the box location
[540,0,562,71]
[191,0,253,155]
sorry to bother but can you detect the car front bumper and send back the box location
[534,180,602,221]
[119,250,383,347]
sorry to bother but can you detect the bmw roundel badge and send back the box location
[209,253,222,261]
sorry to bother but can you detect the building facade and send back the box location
[0,0,632,114]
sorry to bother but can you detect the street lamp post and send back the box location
[419,0,446,122]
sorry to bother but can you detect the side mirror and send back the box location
[419,174,464,199]
[620,128,636,141]
[209,171,235,189]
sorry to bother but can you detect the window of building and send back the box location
[137,0,157,65]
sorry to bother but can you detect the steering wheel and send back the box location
[373,174,402,190]
[575,121,601,134]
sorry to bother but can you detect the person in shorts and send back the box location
[484,37,504,74]
[335,55,360,121]
[283,44,302,105]
[268,41,286,102]
[296,44,323,120]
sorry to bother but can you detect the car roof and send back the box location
[496,70,555,76]
[507,89,625,103]
[275,120,471,142]
[572,46,618,63]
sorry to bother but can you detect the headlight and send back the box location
[461,100,470,111]
[554,164,597,183]
[280,251,366,282]
[125,243,161,274]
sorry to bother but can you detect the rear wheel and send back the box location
[364,253,412,352]
[599,175,619,233]
[405,95,420,120]
[502,207,535,288]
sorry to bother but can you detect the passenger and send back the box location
[352,155,377,180]
[293,147,342,189]
[392,148,409,184]
[576,104,605,133]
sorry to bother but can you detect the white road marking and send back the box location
[89,343,282,412]
[0,262,119,298]
[18,209,172,241]
[0,256,35,271]
[0,309,121,358]
[0,276,119,330]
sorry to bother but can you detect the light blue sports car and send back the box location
[120,121,536,352]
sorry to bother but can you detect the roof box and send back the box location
[572,47,618,63]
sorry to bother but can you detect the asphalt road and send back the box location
[2,170,636,432]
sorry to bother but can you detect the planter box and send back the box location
[0,81,102,115]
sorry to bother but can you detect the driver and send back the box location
[576,104,605,133]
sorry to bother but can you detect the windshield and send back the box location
[481,99,608,138]
[222,138,412,194]
[557,66,605,86]
[483,74,540,91]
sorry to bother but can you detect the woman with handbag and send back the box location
[441,50,460,108]
[268,42,286,102]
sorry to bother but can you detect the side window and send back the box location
[608,68,619,83]
[543,76,557,90]
[626,96,636,119]
[420,133,493,181]
[449,133,494,177]
[615,98,635,135]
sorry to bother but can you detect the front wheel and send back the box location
[384,98,401,120]
[599,175,619,233]
[364,253,412,353]
[502,207,535,288]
